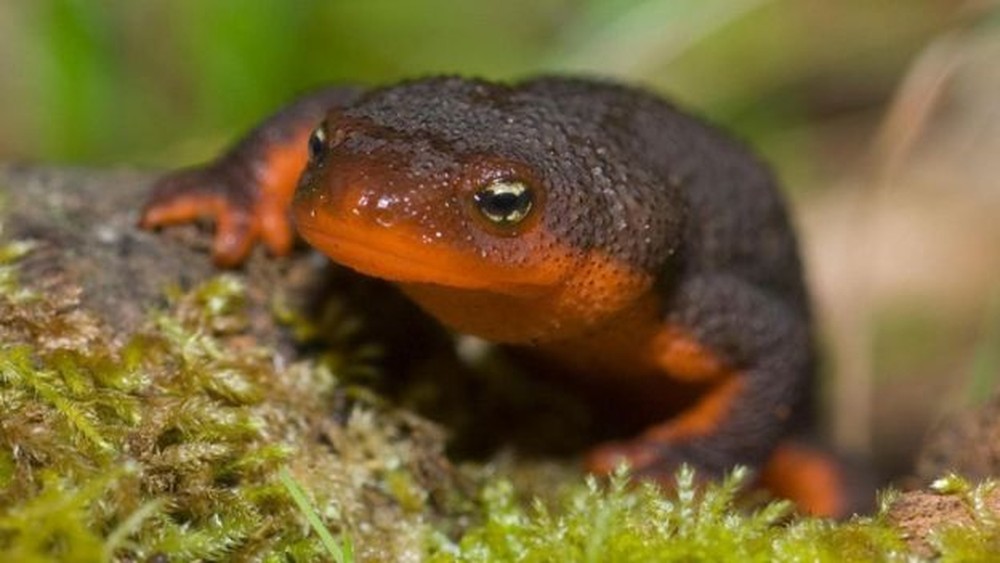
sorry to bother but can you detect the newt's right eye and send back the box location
[307,123,328,164]
[472,179,534,230]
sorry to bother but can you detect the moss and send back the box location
[430,466,909,562]
[0,241,457,561]
[0,239,36,301]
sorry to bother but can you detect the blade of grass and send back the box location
[966,288,1000,404]
[102,498,165,562]
[278,467,353,563]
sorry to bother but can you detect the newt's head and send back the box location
[293,77,683,343]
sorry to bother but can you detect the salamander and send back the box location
[140,76,850,517]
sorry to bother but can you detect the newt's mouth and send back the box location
[295,221,557,296]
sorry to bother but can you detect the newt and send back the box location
[141,76,852,517]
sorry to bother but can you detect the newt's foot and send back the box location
[585,439,726,500]
[759,441,860,518]
[585,439,701,487]
[586,438,858,519]
[139,164,293,267]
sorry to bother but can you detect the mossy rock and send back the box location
[0,164,466,561]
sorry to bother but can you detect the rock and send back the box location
[0,163,330,352]
[917,392,1000,483]
[887,485,1000,558]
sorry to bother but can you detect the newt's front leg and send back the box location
[140,86,364,266]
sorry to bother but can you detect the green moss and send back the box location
[430,466,908,562]
[0,239,36,301]
[0,242,455,561]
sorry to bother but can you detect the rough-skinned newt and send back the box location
[141,76,850,517]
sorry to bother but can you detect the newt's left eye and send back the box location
[307,123,328,164]
[472,180,534,227]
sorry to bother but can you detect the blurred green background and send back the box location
[3,0,999,480]
[0,0,951,173]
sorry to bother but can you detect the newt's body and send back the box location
[142,77,849,516]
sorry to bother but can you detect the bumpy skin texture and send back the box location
[141,76,843,516]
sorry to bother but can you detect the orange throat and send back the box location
[295,207,654,345]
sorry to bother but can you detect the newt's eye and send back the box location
[307,123,327,164]
[472,180,534,227]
